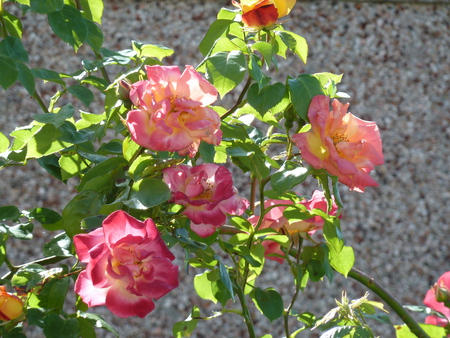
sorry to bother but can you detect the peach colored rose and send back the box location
[292,95,384,193]
[248,190,339,263]
[424,272,450,332]
[74,210,179,318]
[233,0,297,30]
[163,164,249,237]
[0,286,23,321]
[126,65,222,158]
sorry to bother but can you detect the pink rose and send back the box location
[292,95,384,192]
[424,271,450,331]
[126,65,222,158]
[73,210,179,318]
[163,164,249,237]
[248,190,339,263]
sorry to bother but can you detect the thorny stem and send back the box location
[221,76,253,120]
[347,268,431,338]
[249,176,257,212]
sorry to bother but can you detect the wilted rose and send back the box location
[292,95,384,193]
[163,164,249,237]
[248,190,339,263]
[424,271,450,331]
[126,65,222,158]
[0,286,23,321]
[73,210,179,318]
[233,0,297,30]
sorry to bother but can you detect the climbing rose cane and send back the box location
[73,210,179,318]
[248,190,339,263]
[163,164,249,237]
[233,0,297,30]
[0,286,23,321]
[292,95,384,192]
[423,271,450,331]
[126,65,222,158]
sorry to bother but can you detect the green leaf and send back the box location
[17,63,36,95]
[248,54,270,92]
[1,10,23,38]
[253,288,284,322]
[30,207,63,231]
[37,277,70,312]
[205,50,246,98]
[199,19,233,56]
[271,162,309,195]
[172,306,200,338]
[252,41,274,68]
[247,82,286,116]
[395,323,447,338]
[329,245,354,277]
[132,41,174,61]
[43,314,80,338]
[193,269,231,305]
[79,0,104,24]
[288,74,325,121]
[0,55,19,90]
[31,67,65,86]
[34,104,74,128]
[0,36,28,62]
[62,190,104,237]
[48,5,88,51]
[26,124,72,159]
[124,178,171,210]
[43,232,72,257]
[84,18,104,53]
[0,222,34,239]
[81,76,108,91]
[59,152,89,180]
[67,85,94,107]
[76,312,119,337]
[59,121,95,144]
[320,326,353,338]
[0,206,21,221]
[29,0,64,13]
[36,154,63,181]
[277,31,308,64]
[218,260,235,301]
[0,131,10,153]
[77,157,128,191]
[11,263,46,292]
[199,142,215,163]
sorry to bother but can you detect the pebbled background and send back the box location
[0,0,449,336]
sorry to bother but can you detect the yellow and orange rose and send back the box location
[233,0,297,30]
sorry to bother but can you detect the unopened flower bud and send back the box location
[117,79,132,107]
[433,281,450,303]
[0,286,23,321]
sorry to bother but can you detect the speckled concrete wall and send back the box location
[0,1,449,336]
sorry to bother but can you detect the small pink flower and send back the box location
[292,95,384,193]
[424,271,450,331]
[73,210,179,318]
[126,65,222,158]
[163,164,249,237]
[248,190,339,263]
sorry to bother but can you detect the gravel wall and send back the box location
[1,0,449,337]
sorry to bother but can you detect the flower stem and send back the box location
[32,91,50,114]
[347,268,431,338]
[234,282,256,338]
[221,76,253,120]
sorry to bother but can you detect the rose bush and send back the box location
[73,210,179,318]
[126,65,222,158]
[292,95,384,192]
[163,163,249,237]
